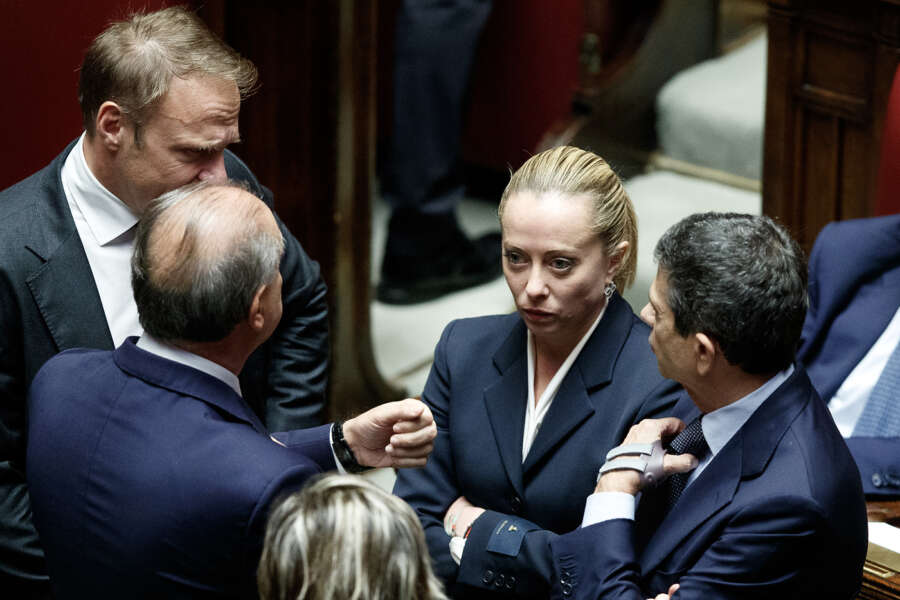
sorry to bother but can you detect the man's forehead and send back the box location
[154,75,241,126]
[649,269,669,306]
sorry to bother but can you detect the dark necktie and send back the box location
[665,417,709,510]
[853,340,900,437]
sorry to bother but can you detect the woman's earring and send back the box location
[604,281,616,299]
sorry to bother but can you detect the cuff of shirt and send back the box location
[449,536,466,565]
[581,491,636,527]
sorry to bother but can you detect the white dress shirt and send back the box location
[60,133,141,347]
[581,365,795,526]
[828,305,900,436]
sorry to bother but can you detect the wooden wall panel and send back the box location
[764,0,900,252]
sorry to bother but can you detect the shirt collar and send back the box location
[701,364,794,456]
[136,333,242,398]
[61,133,139,245]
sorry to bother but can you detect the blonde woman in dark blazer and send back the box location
[394,146,681,599]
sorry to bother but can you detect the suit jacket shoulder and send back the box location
[26,340,332,597]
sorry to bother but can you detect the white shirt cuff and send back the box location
[449,536,466,565]
[581,491,636,527]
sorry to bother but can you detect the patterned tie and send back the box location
[665,417,710,510]
[854,340,900,437]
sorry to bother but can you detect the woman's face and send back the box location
[501,190,622,349]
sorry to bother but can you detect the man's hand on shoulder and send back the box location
[342,399,436,468]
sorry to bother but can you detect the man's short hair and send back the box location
[654,212,807,375]
[131,181,284,343]
[79,5,257,137]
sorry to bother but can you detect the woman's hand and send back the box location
[443,496,485,537]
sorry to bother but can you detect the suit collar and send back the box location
[114,337,266,435]
[640,367,812,573]
[23,140,113,352]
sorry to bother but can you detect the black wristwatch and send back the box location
[331,420,370,474]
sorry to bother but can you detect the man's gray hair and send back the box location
[258,474,449,600]
[131,180,284,343]
[654,212,807,375]
[79,6,257,138]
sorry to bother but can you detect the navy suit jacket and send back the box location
[549,367,868,600]
[26,338,336,599]
[393,294,681,599]
[0,141,329,585]
[798,214,900,496]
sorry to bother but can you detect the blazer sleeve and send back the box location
[548,497,844,600]
[270,424,337,473]
[798,220,834,360]
[846,437,900,496]
[225,151,330,431]
[393,321,463,585]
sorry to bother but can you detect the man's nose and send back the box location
[639,303,654,326]
[197,152,227,182]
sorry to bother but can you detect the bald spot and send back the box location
[146,185,280,291]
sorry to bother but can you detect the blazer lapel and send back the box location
[521,369,594,474]
[24,145,113,353]
[640,437,742,575]
[521,294,634,474]
[26,230,113,352]
[484,321,529,498]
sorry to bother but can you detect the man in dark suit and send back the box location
[798,214,900,496]
[0,7,328,593]
[550,213,867,599]
[26,181,436,598]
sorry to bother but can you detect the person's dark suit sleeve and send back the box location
[393,321,462,585]
[846,437,900,495]
[225,151,329,431]
[798,226,824,355]
[271,424,337,472]
[549,497,834,600]
[265,212,329,431]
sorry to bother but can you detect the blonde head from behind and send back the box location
[258,474,448,600]
[499,146,637,291]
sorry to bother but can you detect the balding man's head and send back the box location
[132,181,284,343]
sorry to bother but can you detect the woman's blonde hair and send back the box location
[498,146,638,290]
[258,474,448,600]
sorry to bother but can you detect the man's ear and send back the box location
[693,332,717,377]
[94,101,128,151]
[247,284,267,332]
[607,241,629,280]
